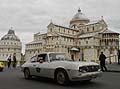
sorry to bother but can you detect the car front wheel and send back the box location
[24,68,31,79]
[55,70,69,85]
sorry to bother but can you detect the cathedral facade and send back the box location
[25,9,119,63]
[0,29,22,61]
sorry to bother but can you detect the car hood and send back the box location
[50,60,99,69]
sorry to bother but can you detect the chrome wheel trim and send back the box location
[57,72,65,84]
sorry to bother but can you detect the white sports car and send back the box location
[21,52,102,85]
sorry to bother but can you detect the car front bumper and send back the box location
[71,71,102,81]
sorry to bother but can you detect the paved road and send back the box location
[0,68,120,89]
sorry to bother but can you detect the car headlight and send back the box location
[79,66,87,73]
[79,68,83,72]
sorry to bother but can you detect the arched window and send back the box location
[87,27,89,32]
[68,30,69,33]
[50,28,52,32]
[59,27,60,32]
[64,29,65,33]
[93,26,94,31]
[86,41,88,44]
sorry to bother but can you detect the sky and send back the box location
[0,0,120,53]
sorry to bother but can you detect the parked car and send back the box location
[0,62,4,71]
[21,52,102,85]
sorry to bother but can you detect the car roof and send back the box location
[31,52,66,59]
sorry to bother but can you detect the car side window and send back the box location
[37,54,48,62]
[30,56,37,63]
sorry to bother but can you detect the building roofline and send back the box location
[47,22,79,32]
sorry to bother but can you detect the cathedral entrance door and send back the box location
[71,55,74,61]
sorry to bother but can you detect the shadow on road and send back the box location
[68,80,103,88]
[21,76,103,88]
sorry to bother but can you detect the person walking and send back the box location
[12,53,17,68]
[99,52,107,72]
[7,55,11,68]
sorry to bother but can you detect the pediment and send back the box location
[47,22,54,28]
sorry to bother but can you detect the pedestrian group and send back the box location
[7,53,17,69]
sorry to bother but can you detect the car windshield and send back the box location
[49,53,71,61]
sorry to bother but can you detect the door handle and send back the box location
[36,67,41,73]
[33,65,36,67]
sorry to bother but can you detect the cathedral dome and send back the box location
[70,9,90,24]
[1,29,20,41]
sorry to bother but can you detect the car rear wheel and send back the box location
[24,68,31,79]
[55,70,69,85]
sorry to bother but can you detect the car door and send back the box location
[28,56,39,75]
[35,54,50,77]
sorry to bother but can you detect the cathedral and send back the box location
[25,9,119,63]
